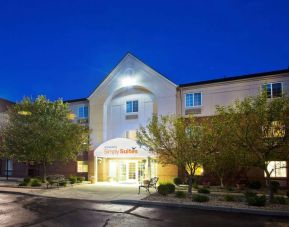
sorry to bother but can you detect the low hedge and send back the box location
[175,191,186,198]
[158,184,170,196]
[244,192,266,207]
[192,194,209,202]
[30,179,42,187]
[198,187,210,194]
[272,196,288,205]
[224,194,235,202]
[173,177,182,185]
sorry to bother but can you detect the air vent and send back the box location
[126,114,138,120]
[185,108,202,115]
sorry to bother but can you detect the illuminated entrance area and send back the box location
[107,158,157,183]
[94,138,156,183]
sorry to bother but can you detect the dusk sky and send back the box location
[1,0,289,102]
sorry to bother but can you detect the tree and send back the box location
[137,115,205,194]
[203,115,242,188]
[217,92,289,201]
[0,96,89,180]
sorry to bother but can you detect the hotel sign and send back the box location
[95,138,155,158]
[104,146,138,155]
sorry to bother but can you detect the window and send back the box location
[77,161,88,173]
[263,121,285,138]
[262,83,282,98]
[5,160,13,176]
[78,106,88,119]
[126,130,137,140]
[126,100,138,113]
[265,161,287,178]
[185,93,202,108]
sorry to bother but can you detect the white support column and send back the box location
[94,156,98,183]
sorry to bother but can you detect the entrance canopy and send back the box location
[94,138,155,158]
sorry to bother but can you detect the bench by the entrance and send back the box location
[138,177,159,194]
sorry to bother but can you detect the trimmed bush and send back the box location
[244,191,257,198]
[166,183,176,194]
[173,177,182,185]
[59,181,67,187]
[23,177,31,184]
[175,191,186,198]
[192,194,209,202]
[69,176,77,184]
[19,182,28,187]
[157,184,170,196]
[248,180,262,190]
[30,179,42,187]
[272,196,288,205]
[246,194,266,207]
[271,181,280,193]
[77,176,85,183]
[198,187,210,194]
[224,194,235,202]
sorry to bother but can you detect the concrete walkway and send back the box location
[0,182,148,201]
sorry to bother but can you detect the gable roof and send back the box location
[179,68,289,88]
[88,52,177,99]
[0,98,14,112]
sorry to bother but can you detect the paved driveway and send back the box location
[40,182,149,201]
[1,193,288,227]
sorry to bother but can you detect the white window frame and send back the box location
[185,92,202,108]
[262,82,283,99]
[78,105,88,119]
[77,161,88,173]
[126,100,138,114]
[265,161,287,178]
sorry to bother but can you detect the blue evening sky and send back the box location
[1,1,289,102]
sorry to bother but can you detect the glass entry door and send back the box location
[126,161,138,182]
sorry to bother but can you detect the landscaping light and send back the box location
[18,111,32,116]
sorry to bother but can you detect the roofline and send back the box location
[88,52,177,99]
[0,98,15,104]
[179,69,289,88]
[63,98,88,103]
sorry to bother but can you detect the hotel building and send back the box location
[1,53,289,187]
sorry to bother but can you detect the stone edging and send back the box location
[112,199,289,217]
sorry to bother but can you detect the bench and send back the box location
[46,174,66,188]
[138,177,159,194]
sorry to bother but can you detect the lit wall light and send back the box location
[121,76,136,87]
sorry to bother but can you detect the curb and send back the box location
[112,199,289,217]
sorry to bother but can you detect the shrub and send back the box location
[77,176,85,183]
[246,194,266,207]
[198,187,210,194]
[192,194,209,202]
[157,184,170,196]
[59,181,67,187]
[69,176,77,184]
[23,177,31,184]
[224,194,235,202]
[287,191,289,198]
[272,196,288,205]
[271,181,280,193]
[30,179,42,187]
[193,182,199,189]
[244,191,257,198]
[248,180,262,190]
[173,177,182,185]
[19,182,28,187]
[175,191,186,198]
[166,183,176,194]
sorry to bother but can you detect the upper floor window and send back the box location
[262,83,282,98]
[78,106,88,119]
[185,93,202,108]
[126,100,138,113]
